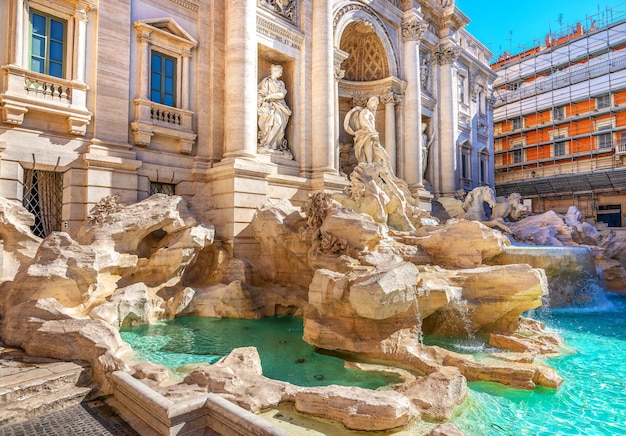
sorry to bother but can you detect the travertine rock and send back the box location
[318,206,385,253]
[1,298,73,347]
[422,264,549,334]
[349,260,418,320]
[508,210,573,246]
[427,423,465,436]
[181,281,264,319]
[0,197,42,280]
[412,220,509,268]
[250,199,312,288]
[293,386,414,431]
[22,318,130,394]
[395,366,467,421]
[183,347,297,413]
[3,232,98,309]
[90,282,163,327]
[183,347,416,431]
[132,361,170,383]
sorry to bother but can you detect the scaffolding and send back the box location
[492,4,626,221]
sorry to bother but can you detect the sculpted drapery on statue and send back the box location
[343,96,392,166]
[339,96,422,232]
[257,64,293,158]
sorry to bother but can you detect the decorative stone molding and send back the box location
[334,47,349,82]
[401,18,428,43]
[380,92,399,105]
[0,66,91,135]
[338,77,407,101]
[333,3,400,76]
[434,43,461,65]
[334,68,346,81]
[258,0,298,26]
[256,14,304,50]
[168,0,199,13]
[131,100,196,153]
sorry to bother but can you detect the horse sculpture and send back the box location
[462,186,496,221]
[491,192,526,222]
[435,187,526,232]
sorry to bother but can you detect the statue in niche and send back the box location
[339,96,422,232]
[420,56,430,91]
[343,96,390,166]
[421,122,434,179]
[257,64,293,158]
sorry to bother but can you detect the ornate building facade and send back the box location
[0,0,494,258]
[493,15,626,226]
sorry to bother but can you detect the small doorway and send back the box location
[23,169,63,238]
[597,204,622,227]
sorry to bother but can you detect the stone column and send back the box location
[311,0,336,174]
[73,6,88,83]
[135,29,150,100]
[401,12,428,188]
[381,92,397,175]
[435,42,461,195]
[395,95,405,178]
[12,0,25,65]
[223,0,257,159]
[181,50,191,110]
[334,48,349,172]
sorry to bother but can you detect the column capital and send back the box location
[380,92,398,105]
[434,42,461,65]
[334,67,345,81]
[401,16,428,43]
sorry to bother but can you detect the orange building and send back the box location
[492,11,626,227]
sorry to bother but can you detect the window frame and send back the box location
[29,9,67,78]
[552,106,565,122]
[150,51,177,107]
[595,94,611,110]
[512,116,523,130]
[478,148,489,184]
[149,181,176,196]
[553,140,567,156]
[512,143,523,164]
[458,140,472,180]
[597,132,613,149]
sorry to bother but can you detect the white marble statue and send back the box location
[257,64,292,157]
[343,96,391,166]
[340,96,421,232]
[421,122,434,178]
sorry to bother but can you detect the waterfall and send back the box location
[490,245,610,308]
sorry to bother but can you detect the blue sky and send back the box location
[456,0,626,60]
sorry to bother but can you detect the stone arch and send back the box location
[333,3,399,78]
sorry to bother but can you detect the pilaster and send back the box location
[311,0,336,175]
[402,11,428,188]
[223,0,257,159]
[435,41,461,195]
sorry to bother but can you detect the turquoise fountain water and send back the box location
[120,315,401,389]
[450,291,626,435]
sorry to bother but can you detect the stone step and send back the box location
[0,361,90,404]
[0,385,93,427]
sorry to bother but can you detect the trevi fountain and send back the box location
[1,82,625,435]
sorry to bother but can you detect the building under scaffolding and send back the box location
[492,4,626,226]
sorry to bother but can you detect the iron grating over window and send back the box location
[149,181,175,196]
[23,169,63,238]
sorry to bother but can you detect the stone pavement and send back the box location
[0,399,139,436]
[0,341,139,436]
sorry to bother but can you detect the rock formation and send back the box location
[0,191,566,433]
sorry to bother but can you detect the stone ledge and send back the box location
[109,371,291,436]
